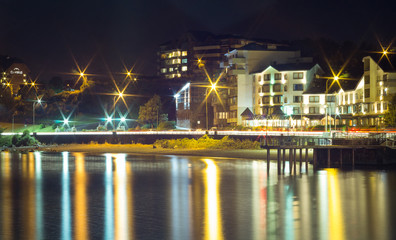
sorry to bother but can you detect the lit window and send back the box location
[309,96,319,103]
[293,96,302,103]
[182,51,187,56]
[293,107,300,114]
[293,72,304,79]
[293,84,303,91]
[161,68,167,73]
[182,58,187,64]
[182,66,188,71]
[169,68,174,72]
[309,107,319,114]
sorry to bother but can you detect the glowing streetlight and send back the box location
[80,72,84,77]
[33,98,43,126]
[206,83,217,130]
[120,117,126,122]
[106,116,112,122]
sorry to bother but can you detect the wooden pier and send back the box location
[262,144,396,175]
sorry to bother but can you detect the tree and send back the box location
[138,95,161,128]
[384,94,396,127]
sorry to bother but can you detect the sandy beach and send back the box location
[34,143,286,160]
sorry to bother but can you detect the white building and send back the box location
[221,43,313,125]
[337,56,396,127]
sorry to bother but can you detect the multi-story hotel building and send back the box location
[158,31,287,81]
[0,56,30,95]
[337,56,396,127]
[218,43,313,126]
[248,63,324,128]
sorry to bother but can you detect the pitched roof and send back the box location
[303,77,358,94]
[241,108,254,119]
[238,43,294,51]
[273,62,316,71]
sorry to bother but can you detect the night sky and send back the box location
[0,0,394,80]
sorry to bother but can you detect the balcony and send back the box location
[230,69,246,75]
[227,118,237,123]
[229,57,246,65]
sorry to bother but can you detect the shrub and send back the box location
[39,124,46,129]
[9,130,39,147]
[157,121,175,130]
[154,135,260,150]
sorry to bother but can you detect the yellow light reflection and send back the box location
[23,153,36,240]
[114,154,130,240]
[327,169,344,240]
[73,153,89,240]
[126,161,134,239]
[251,161,267,240]
[203,159,223,240]
[1,152,12,240]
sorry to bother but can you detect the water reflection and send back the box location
[170,157,191,240]
[1,152,12,240]
[62,152,71,240]
[74,153,89,240]
[0,152,395,240]
[203,159,223,240]
[104,154,114,240]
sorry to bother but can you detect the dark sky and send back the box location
[0,0,394,80]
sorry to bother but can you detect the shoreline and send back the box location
[2,143,280,160]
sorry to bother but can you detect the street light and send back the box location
[205,83,217,130]
[33,98,42,126]
[325,77,338,132]
[113,92,123,130]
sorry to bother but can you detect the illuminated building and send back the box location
[337,56,396,127]
[249,63,324,128]
[158,31,279,81]
[174,82,213,129]
[219,43,313,126]
[0,55,30,95]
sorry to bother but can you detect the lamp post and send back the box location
[205,88,209,130]
[205,83,217,130]
[32,99,42,126]
[325,77,338,132]
[113,92,123,130]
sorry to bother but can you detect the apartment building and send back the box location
[337,56,396,127]
[248,63,323,128]
[0,56,30,95]
[158,31,283,81]
[219,43,313,126]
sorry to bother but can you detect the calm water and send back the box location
[0,151,396,240]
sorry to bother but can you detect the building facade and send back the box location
[337,56,396,127]
[218,43,313,126]
[1,56,31,95]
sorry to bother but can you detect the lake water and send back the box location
[0,151,395,240]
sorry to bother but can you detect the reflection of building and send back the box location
[0,56,30,95]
